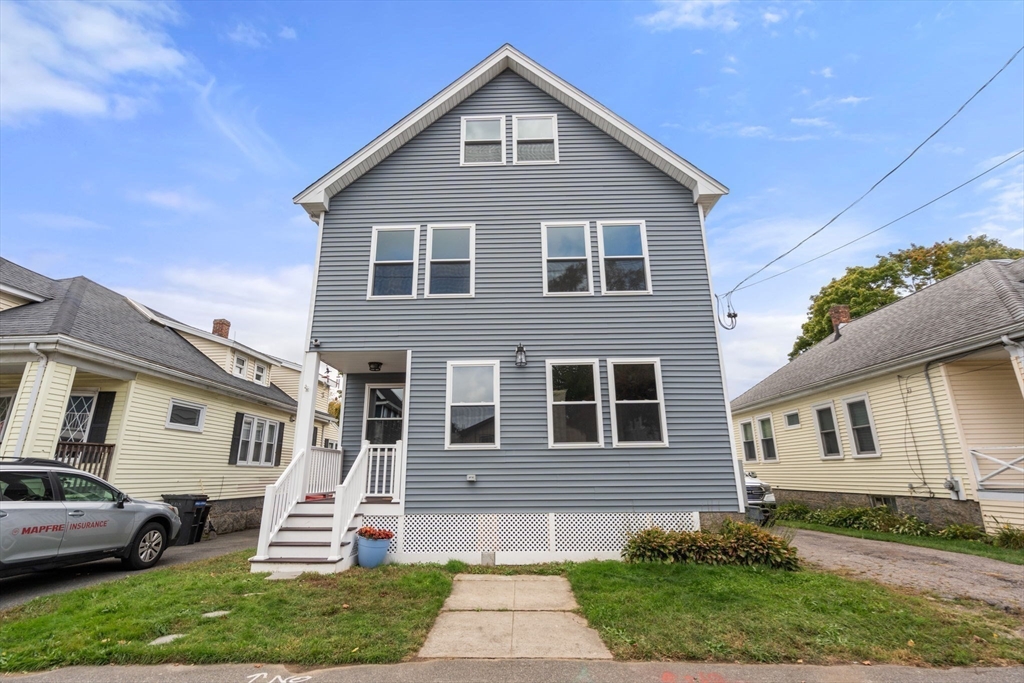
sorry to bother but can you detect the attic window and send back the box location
[513,114,558,164]
[254,363,267,385]
[233,355,247,378]
[461,116,505,165]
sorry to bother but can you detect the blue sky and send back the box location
[1,1,1022,396]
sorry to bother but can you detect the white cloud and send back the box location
[720,311,806,397]
[725,54,738,63]
[279,26,297,40]
[698,122,819,142]
[0,0,187,125]
[692,48,705,54]
[790,117,831,127]
[812,67,834,78]
[721,66,739,75]
[738,125,771,137]
[19,212,108,230]
[121,264,314,362]
[136,189,211,213]
[639,0,739,32]
[762,9,784,25]
[226,22,268,48]
[195,79,292,172]
[812,95,870,108]
[959,151,1024,243]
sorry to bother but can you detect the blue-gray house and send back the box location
[251,45,744,573]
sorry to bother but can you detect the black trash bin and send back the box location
[161,494,211,546]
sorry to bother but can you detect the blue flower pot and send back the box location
[357,536,391,568]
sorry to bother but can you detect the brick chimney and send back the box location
[828,305,851,339]
[212,319,231,338]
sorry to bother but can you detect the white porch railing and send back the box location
[970,446,1024,491]
[255,448,308,559]
[307,447,344,495]
[364,440,402,498]
[329,444,370,561]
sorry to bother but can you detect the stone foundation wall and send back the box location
[775,489,984,528]
[207,496,264,535]
[699,511,745,531]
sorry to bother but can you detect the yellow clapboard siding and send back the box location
[179,332,232,372]
[0,291,30,311]
[945,359,1024,450]
[979,498,1024,532]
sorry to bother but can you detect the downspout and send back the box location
[11,343,48,459]
[923,359,958,498]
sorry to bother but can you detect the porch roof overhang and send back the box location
[316,350,408,376]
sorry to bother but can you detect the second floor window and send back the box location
[426,225,475,296]
[597,221,652,294]
[461,116,505,165]
[542,222,593,295]
[368,226,420,299]
[513,114,558,164]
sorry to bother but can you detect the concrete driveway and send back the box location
[0,528,259,611]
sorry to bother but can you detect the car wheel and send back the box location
[123,522,167,570]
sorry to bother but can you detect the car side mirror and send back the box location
[116,493,127,508]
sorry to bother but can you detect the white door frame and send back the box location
[362,383,406,502]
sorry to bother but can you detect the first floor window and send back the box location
[542,222,593,294]
[784,411,800,428]
[427,224,474,296]
[758,416,777,461]
[166,398,206,432]
[446,361,499,448]
[597,221,652,293]
[323,438,338,450]
[547,360,602,446]
[237,415,280,466]
[845,397,879,456]
[60,394,95,442]
[608,359,667,446]
[0,393,13,443]
[814,404,842,458]
[740,421,757,462]
[365,386,404,444]
[368,226,419,298]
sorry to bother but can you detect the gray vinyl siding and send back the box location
[316,70,738,514]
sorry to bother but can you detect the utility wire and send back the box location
[732,149,1023,292]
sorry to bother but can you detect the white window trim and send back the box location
[783,410,801,430]
[540,221,594,296]
[596,220,654,295]
[236,414,281,467]
[253,363,268,386]
[445,360,501,450]
[323,438,338,450]
[0,391,15,443]
[425,224,476,298]
[545,359,604,449]
[755,413,778,462]
[842,393,882,458]
[512,113,559,165]
[366,225,421,300]
[812,400,844,460]
[61,391,98,443]
[165,398,207,433]
[362,383,405,442]
[606,358,669,448]
[233,354,247,378]
[460,115,506,166]
[739,419,758,463]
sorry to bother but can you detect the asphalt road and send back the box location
[0,528,259,611]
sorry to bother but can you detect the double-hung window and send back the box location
[597,221,652,294]
[513,114,558,164]
[368,226,420,299]
[237,415,280,466]
[461,116,505,165]
[446,360,500,448]
[233,355,247,378]
[813,402,843,459]
[166,398,206,432]
[843,395,880,457]
[253,363,267,385]
[426,224,475,297]
[740,421,757,462]
[607,359,668,446]
[546,360,602,447]
[757,415,778,462]
[541,222,593,295]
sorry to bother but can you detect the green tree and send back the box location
[789,235,1023,359]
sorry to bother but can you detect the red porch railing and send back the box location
[54,442,115,480]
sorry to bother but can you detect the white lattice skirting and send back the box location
[362,511,700,564]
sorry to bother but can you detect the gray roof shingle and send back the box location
[0,259,296,409]
[731,258,1024,412]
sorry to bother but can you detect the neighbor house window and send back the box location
[59,394,96,442]
[546,360,602,447]
[541,222,593,295]
[607,359,667,447]
[323,438,338,450]
[165,398,206,433]
[426,224,475,296]
[237,415,280,466]
[597,221,652,294]
[253,363,267,385]
[233,354,247,378]
[813,402,843,459]
[843,395,880,457]
[446,360,500,448]
[784,411,800,428]
[740,421,757,462]
[368,226,420,299]
[757,415,777,461]
[0,393,13,443]
[513,114,558,164]
[461,115,505,165]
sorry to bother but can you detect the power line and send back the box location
[732,149,1023,293]
[716,44,1024,329]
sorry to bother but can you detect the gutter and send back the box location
[11,343,47,459]
[923,360,958,497]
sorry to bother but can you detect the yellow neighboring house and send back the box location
[0,258,339,533]
[731,258,1024,533]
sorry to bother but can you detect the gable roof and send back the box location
[731,258,1024,412]
[0,258,296,410]
[294,44,728,219]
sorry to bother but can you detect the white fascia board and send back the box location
[294,44,728,219]
[0,283,47,303]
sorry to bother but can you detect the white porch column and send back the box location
[293,351,320,458]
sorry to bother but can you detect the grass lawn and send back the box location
[568,561,1024,666]
[777,520,1024,565]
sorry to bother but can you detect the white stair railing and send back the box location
[970,446,1024,491]
[365,440,401,497]
[307,446,345,495]
[255,447,308,559]
[329,444,370,561]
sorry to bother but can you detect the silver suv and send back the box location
[0,459,182,578]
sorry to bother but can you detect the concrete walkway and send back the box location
[418,574,612,659]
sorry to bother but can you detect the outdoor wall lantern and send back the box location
[368,361,383,372]
[515,343,527,367]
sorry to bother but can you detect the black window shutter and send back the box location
[228,412,244,464]
[274,421,285,467]
[86,392,116,443]
[312,426,318,447]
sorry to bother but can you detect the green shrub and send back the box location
[936,523,987,541]
[993,525,1024,550]
[801,506,932,536]
[622,521,799,571]
[774,502,811,520]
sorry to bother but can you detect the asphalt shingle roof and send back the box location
[731,258,1024,412]
[0,259,296,408]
